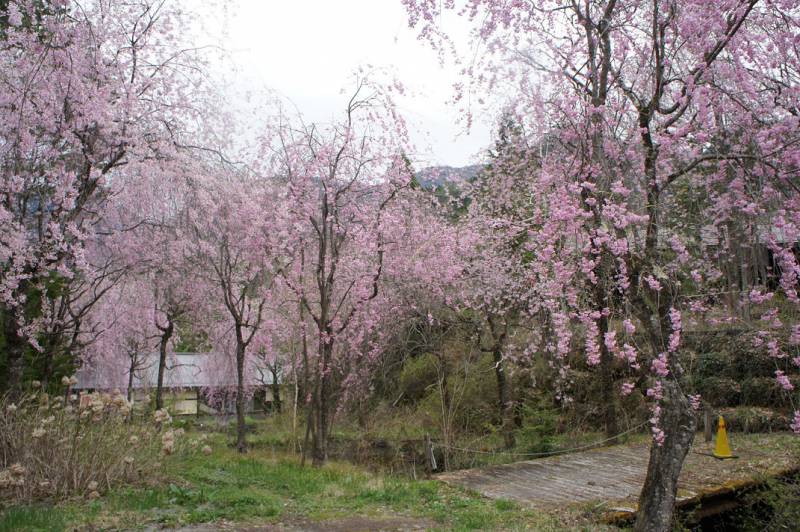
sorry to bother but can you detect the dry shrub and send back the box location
[0,384,198,503]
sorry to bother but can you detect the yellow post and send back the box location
[713,415,734,459]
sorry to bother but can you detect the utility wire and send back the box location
[434,420,650,459]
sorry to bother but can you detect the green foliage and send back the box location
[720,407,789,433]
[688,333,797,410]
[0,430,560,530]
[173,317,212,353]
[450,354,501,431]
[693,351,729,379]
[0,0,65,38]
[0,505,67,532]
[516,398,559,455]
[409,352,499,436]
[398,353,439,403]
[0,310,9,389]
[731,351,777,381]
[685,331,781,381]
[740,377,787,408]
[171,416,199,432]
[432,181,472,219]
[165,483,207,506]
[730,474,800,531]
[0,272,80,393]
[696,376,742,407]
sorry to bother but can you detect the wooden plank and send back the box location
[436,433,799,510]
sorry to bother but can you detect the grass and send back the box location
[0,429,588,531]
[244,409,651,473]
[13,424,792,530]
[8,415,789,530]
[0,507,67,532]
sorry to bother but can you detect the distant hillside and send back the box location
[415,164,484,189]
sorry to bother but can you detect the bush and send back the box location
[736,474,800,530]
[693,351,730,379]
[516,400,558,455]
[0,387,204,503]
[398,354,439,404]
[731,351,776,380]
[695,376,741,407]
[718,407,789,433]
[684,330,783,380]
[740,378,790,408]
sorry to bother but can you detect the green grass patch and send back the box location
[0,429,583,531]
[0,506,68,532]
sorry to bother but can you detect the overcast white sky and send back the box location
[199,0,492,168]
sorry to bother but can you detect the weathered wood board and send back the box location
[436,433,799,513]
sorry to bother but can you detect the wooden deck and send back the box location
[437,433,799,515]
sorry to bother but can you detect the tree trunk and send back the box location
[593,280,619,441]
[155,320,174,411]
[634,377,696,532]
[235,327,248,453]
[1,305,26,394]
[492,347,515,449]
[487,316,516,448]
[437,356,452,471]
[40,342,55,390]
[301,402,313,466]
[512,400,524,429]
[292,375,299,453]
[270,364,282,413]
[310,401,328,466]
[127,358,136,402]
[583,23,619,441]
[598,311,619,441]
[312,413,328,466]
[311,340,331,467]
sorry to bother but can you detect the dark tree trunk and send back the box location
[437,353,452,471]
[582,13,619,442]
[299,300,311,464]
[311,339,331,467]
[235,326,248,453]
[127,359,136,402]
[634,377,696,532]
[512,400,524,429]
[0,274,40,395]
[310,409,327,465]
[597,304,619,441]
[633,107,699,530]
[270,364,282,413]
[1,305,26,394]
[155,319,174,411]
[310,408,327,466]
[631,241,695,530]
[40,340,56,390]
[492,347,515,449]
[588,256,618,441]
[487,316,516,448]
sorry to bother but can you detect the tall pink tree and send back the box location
[271,79,462,466]
[0,0,212,391]
[83,278,160,400]
[181,159,288,452]
[138,174,208,409]
[403,1,800,529]
[459,115,585,447]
